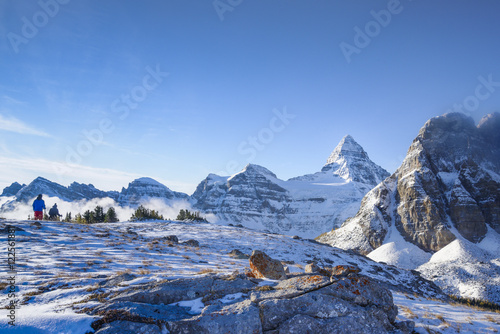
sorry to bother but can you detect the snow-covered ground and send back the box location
[0,219,498,333]
[395,292,500,334]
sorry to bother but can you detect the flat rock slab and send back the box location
[94,320,162,334]
[92,301,192,322]
[111,276,215,305]
[251,275,331,302]
[168,299,262,334]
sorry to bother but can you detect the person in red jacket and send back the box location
[32,194,46,220]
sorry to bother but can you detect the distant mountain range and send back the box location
[0,135,388,239]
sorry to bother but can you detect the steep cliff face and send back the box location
[319,112,500,254]
[193,136,390,238]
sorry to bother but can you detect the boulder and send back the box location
[249,250,286,280]
[228,249,249,259]
[182,239,200,247]
[163,235,178,243]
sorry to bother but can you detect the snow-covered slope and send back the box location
[193,135,389,238]
[417,231,500,304]
[0,219,497,333]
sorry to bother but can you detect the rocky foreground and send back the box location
[89,252,414,333]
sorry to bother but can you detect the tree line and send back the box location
[60,205,206,224]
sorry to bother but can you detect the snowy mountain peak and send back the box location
[118,177,188,205]
[325,134,367,165]
[1,182,25,197]
[130,177,164,186]
[229,163,278,181]
[321,135,389,186]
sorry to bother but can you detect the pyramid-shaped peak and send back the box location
[326,135,367,165]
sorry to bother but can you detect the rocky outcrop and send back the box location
[249,250,287,280]
[192,136,389,238]
[319,112,500,254]
[90,269,413,334]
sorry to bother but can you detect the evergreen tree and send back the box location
[75,213,84,224]
[104,207,119,223]
[176,209,207,222]
[94,206,105,223]
[176,209,186,221]
[64,212,72,222]
[130,205,164,221]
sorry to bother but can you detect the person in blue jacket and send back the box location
[32,194,46,220]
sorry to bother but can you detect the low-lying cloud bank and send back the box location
[0,196,216,223]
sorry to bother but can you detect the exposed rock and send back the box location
[304,262,321,274]
[111,276,216,305]
[94,320,162,334]
[182,239,200,247]
[249,250,287,280]
[228,249,250,259]
[168,299,262,334]
[92,273,412,334]
[163,235,179,243]
[99,273,137,287]
[331,264,361,277]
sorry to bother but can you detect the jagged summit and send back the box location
[0,181,25,197]
[321,135,390,186]
[325,135,367,165]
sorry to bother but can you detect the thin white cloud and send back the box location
[0,114,51,137]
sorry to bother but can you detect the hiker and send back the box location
[48,204,62,221]
[32,194,46,220]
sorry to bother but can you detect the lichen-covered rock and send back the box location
[331,265,361,277]
[249,250,286,280]
[93,272,414,334]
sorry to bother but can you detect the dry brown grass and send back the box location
[399,305,418,319]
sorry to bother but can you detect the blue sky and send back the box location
[1,0,500,194]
